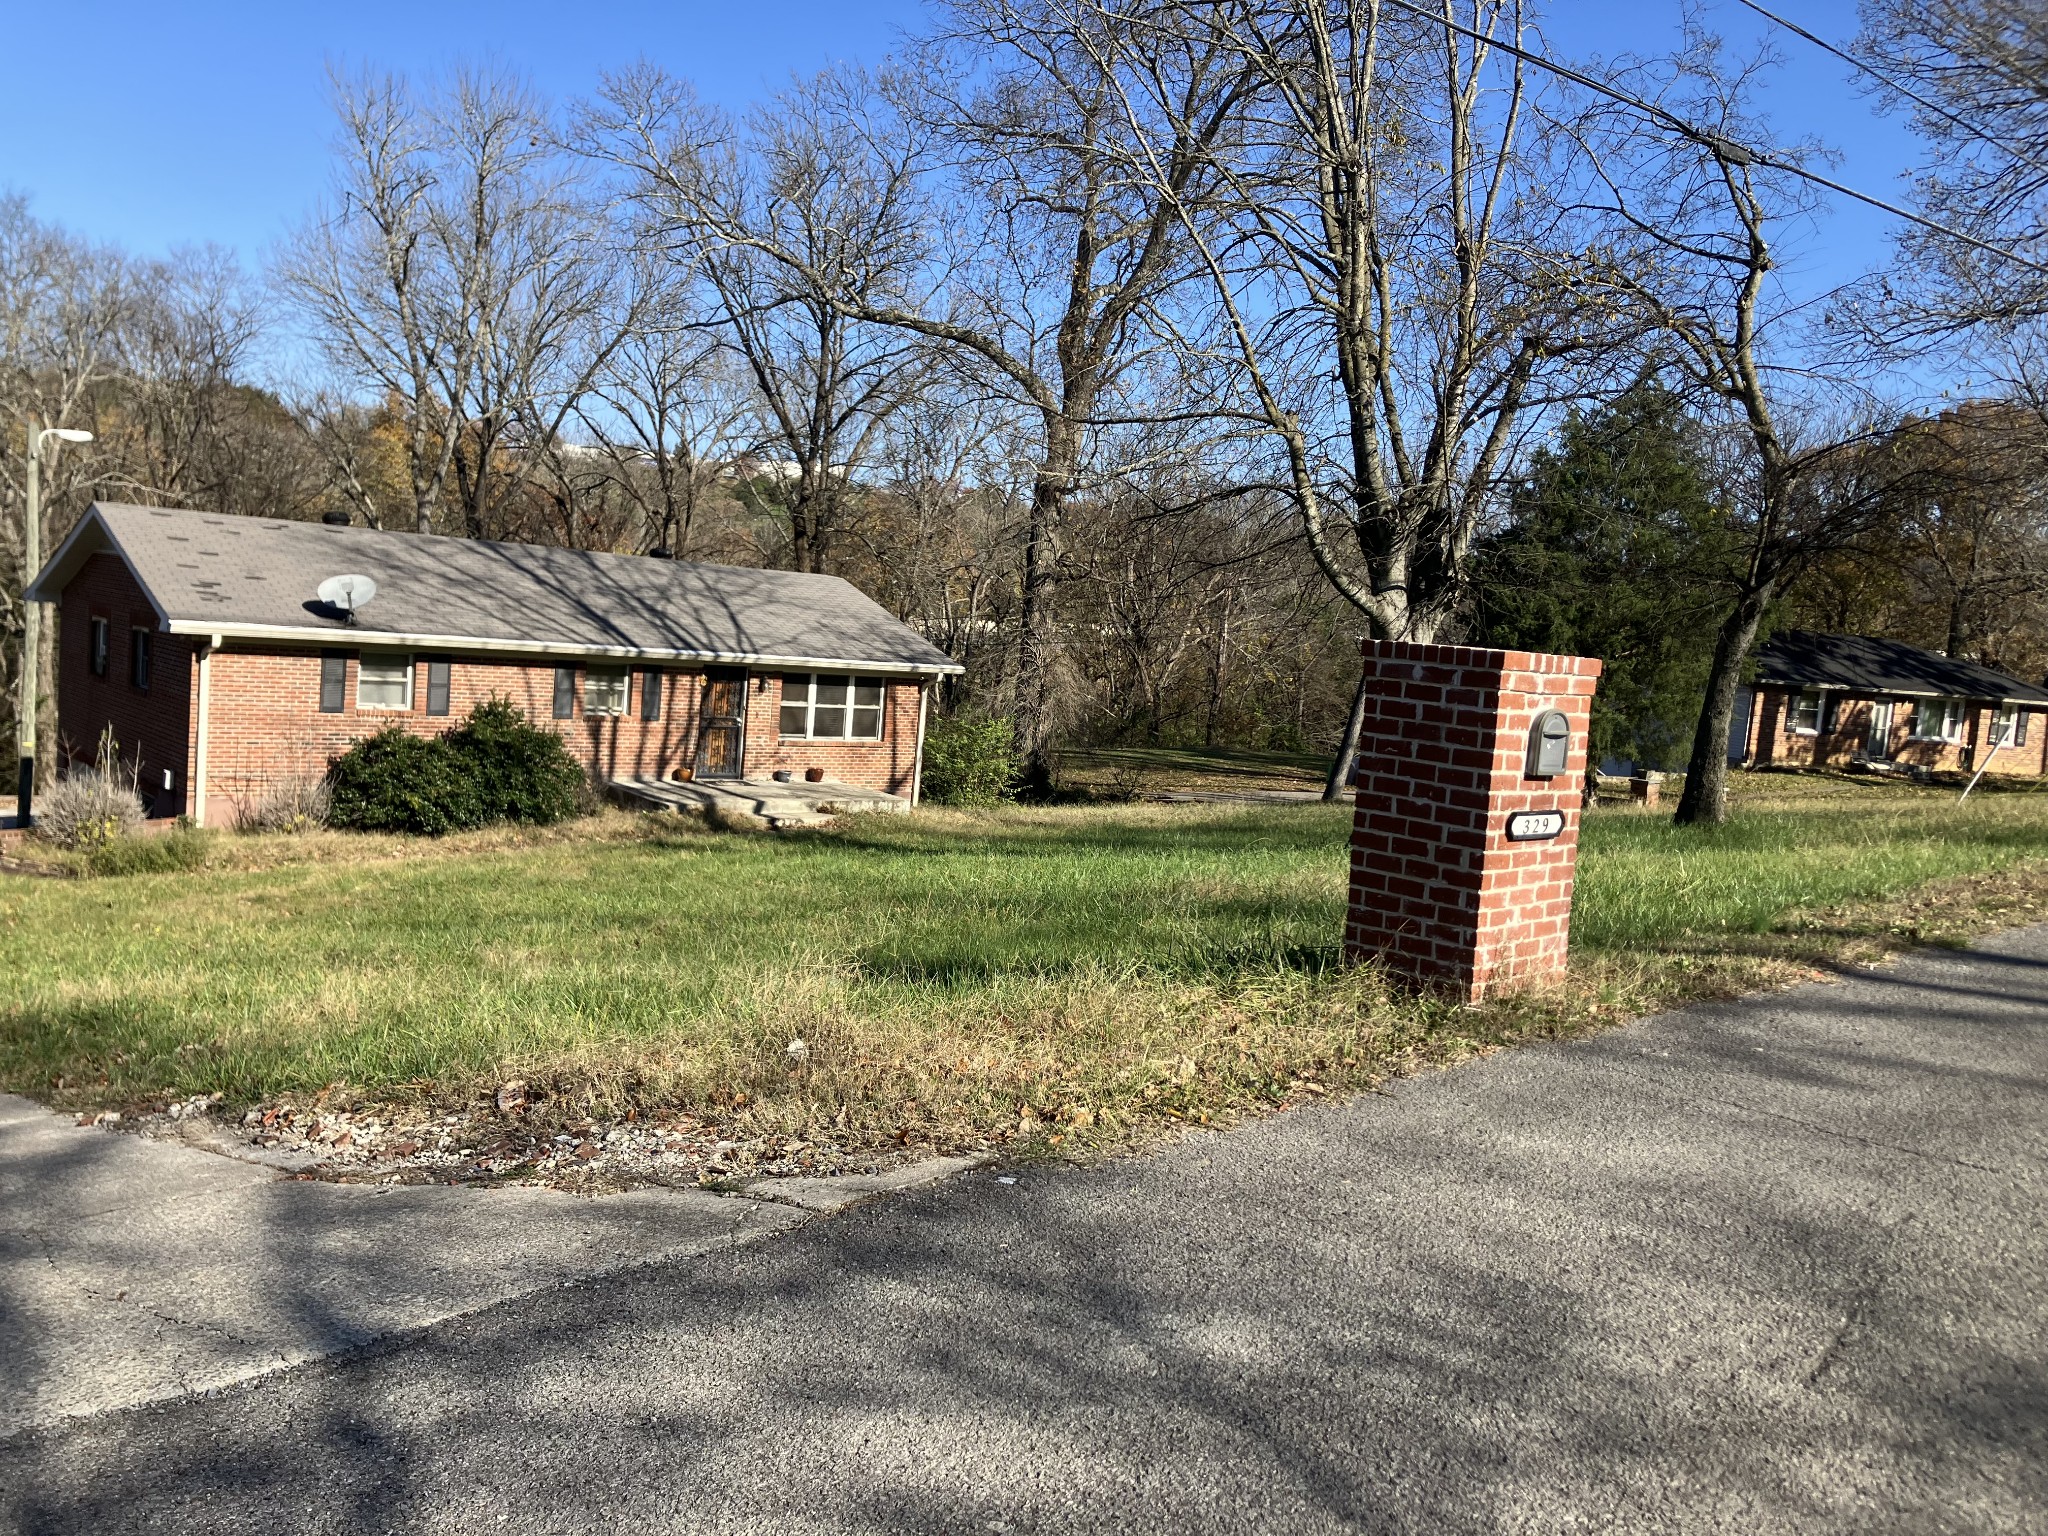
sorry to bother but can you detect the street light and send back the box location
[16,425,93,827]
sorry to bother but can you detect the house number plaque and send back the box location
[1505,810,1565,842]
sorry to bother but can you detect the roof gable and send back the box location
[1755,630,2048,706]
[31,504,960,675]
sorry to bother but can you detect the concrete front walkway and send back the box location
[5,931,2046,1532]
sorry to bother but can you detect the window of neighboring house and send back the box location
[1912,697,1966,741]
[319,652,348,713]
[553,667,576,719]
[779,674,885,740]
[1993,704,2032,747]
[1789,690,1823,733]
[129,628,152,691]
[425,660,452,717]
[584,667,628,717]
[640,669,662,722]
[89,617,109,678]
[356,653,413,710]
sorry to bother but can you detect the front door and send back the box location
[1866,699,1894,761]
[697,669,748,779]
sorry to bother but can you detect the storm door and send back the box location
[696,668,748,779]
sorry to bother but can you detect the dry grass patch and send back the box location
[6,782,2048,1170]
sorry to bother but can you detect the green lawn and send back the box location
[1055,743,1327,796]
[5,777,2047,1143]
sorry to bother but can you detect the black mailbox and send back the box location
[1527,710,1572,778]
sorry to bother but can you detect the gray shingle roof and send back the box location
[1755,630,2048,706]
[32,503,961,675]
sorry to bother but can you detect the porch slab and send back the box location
[608,776,910,828]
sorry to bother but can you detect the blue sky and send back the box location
[1,1,1914,301]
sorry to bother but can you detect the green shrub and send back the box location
[85,825,212,877]
[327,727,483,836]
[326,701,587,836]
[922,715,1019,807]
[444,698,587,826]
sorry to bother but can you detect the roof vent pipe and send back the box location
[648,546,674,559]
[321,510,351,526]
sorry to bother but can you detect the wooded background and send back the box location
[4,0,2043,822]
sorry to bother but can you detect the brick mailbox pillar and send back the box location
[1344,641,1603,1002]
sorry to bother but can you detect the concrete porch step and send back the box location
[608,777,910,829]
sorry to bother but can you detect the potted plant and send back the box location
[804,766,826,783]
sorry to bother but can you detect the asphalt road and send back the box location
[4,930,2045,1535]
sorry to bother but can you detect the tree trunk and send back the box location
[1323,660,1372,802]
[1205,601,1231,750]
[1014,491,1058,798]
[1674,590,1771,827]
[1013,425,1072,801]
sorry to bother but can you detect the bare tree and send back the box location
[1858,0,2047,337]
[592,9,1245,792]
[1089,0,1604,797]
[0,198,124,783]
[574,252,754,557]
[1572,32,1919,824]
[1880,402,2048,668]
[579,67,931,577]
[280,65,624,537]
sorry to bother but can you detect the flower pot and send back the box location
[772,769,795,783]
[804,767,826,783]
[672,766,694,782]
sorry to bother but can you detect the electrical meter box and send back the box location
[1526,710,1572,778]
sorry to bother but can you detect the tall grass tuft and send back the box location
[33,728,146,850]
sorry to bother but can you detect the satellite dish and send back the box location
[316,574,378,623]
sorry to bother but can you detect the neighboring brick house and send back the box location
[1742,631,2048,776]
[29,503,961,825]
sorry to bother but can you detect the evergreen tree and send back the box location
[1468,382,1733,770]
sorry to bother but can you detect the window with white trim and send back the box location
[1993,704,2031,747]
[780,674,884,740]
[1911,697,1965,741]
[356,653,413,710]
[1789,690,1824,733]
[584,667,628,716]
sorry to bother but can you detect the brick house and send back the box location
[1741,630,2048,776]
[28,503,962,825]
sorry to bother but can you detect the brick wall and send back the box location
[50,556,930,826]
[55,554,194,816]
[745,673,922,798]
[1751,687,2048,775]
[188,651,924,826]
[1344,640,1602,1002]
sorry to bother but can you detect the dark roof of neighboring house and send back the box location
[29,503,961,675]
[1754,630,2048,706]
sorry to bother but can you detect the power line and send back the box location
[1734,0,2048,176]
[1374,0,2048,280]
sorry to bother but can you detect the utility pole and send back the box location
[16,425,93,825]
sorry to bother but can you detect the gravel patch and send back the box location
[104,1090,983,1193]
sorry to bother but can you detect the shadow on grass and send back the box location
[10,935,2046,1532]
